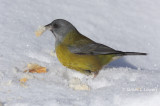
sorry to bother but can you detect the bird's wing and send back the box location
[68,41,122,55]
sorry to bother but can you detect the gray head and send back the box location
[45,19,77,43]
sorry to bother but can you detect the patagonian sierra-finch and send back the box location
[35,19,147,77]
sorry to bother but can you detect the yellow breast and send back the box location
[55,43,102,74]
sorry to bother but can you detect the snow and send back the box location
[0,0,160,105]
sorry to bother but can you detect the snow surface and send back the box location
[0,0,160,105]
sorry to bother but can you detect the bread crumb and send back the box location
[20,78,27,83]
[35,26,46,37]
[24,63,47,73]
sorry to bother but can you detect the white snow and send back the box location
[0,0,160,105]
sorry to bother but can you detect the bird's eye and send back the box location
[53,23,59,28]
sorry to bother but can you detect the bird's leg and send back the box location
[84,70,99,78]
[93,71,99,78]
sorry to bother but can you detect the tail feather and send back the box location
[116,51,147,56]
[122,52,147,55]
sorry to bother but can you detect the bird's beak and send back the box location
[44,23,52,31]
[45,23,55,37]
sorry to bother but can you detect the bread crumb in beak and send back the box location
[35,26,46,37]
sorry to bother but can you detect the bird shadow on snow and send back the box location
[105,57,137,70]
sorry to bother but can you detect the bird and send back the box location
[36,19,147,77]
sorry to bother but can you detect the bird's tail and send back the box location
[115,51,147,56]
[123,52,147,55]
